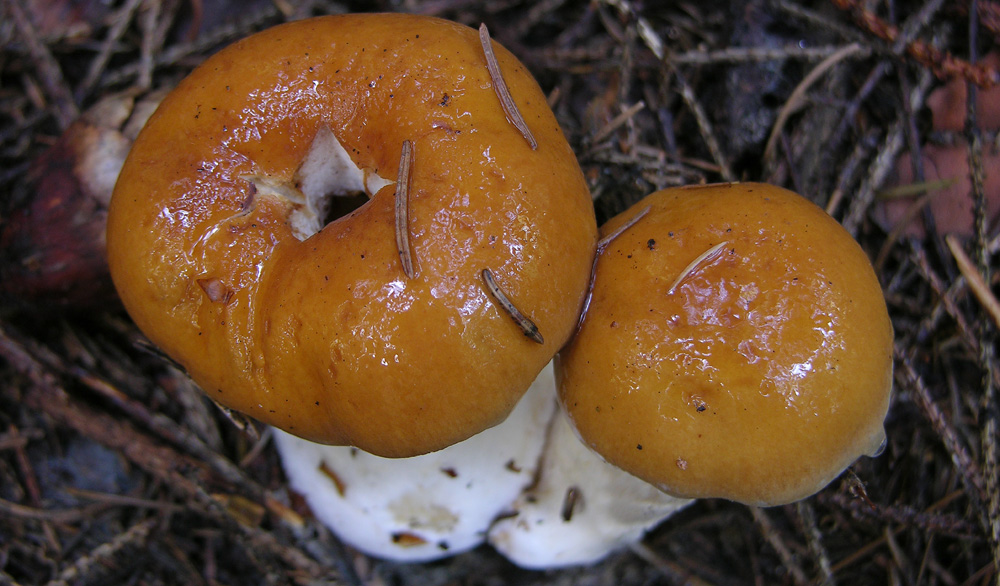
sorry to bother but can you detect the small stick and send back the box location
[751,507,811,585]
[597,205,651,252]
[668,65,734,181]
[831,0,999,87]
[763,43,865,165]
[590,101,646,145]
[946,235,1000,328]
[561,486,582,522]
[5,0,79,128]
[669,44,871,65]
[479,23,538,150]
[482,268,544,344]
[395,140,416,279]
[667,241,730,295]
[577,206,652,331]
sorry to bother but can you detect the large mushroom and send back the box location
[105,14,598,458]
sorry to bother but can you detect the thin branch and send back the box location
[590,101,646,145]
[764,44,865,165]
[667,241,729,295]
[4,0,79,128]
[75,0,145,100]
[945,235,1000,329]
[670,44,872,65]
[896,343,991,527]
[842,70,934,235]
[43,519,158,586]
[752,507,809,585]
[797,501,836,586]
[481,268,544,344]
[832,0,1000,86]
[395,139,416,279]
[479,23,538,150]
[668,66,735,182]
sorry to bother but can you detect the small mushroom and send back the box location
[273,363,557,562]
[558,182,893,507]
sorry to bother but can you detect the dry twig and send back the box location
[394,139,416,279]
[481,268,544,344]
[832,0,1000,87]
[3,0,79,128]
[480,23,538,149]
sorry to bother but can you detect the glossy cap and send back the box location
[107,14,597,457]
[558,183,893,506]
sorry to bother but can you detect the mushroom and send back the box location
[273,363,557,562]
[274,182,893,569]
[103,11,891,568]
[558,182,893,506]
[489,182,893,568]
[105,14,597,458]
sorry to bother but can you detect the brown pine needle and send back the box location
[577,206,653,332]
[479,23,538,150]
[560,486,582,522]
[597,205,651,252]
[590,101,646,145]
[946,235,1000,329]
[667,241,730,295]
[395,139,416,279]
[482,268,544,344]
[764,43,864,165]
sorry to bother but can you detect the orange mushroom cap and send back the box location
[558,182,892,506]
[107,14,597,457]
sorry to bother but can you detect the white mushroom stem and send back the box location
[272,363,556,562]
[275,361,694,568]
[488,373,693,569]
